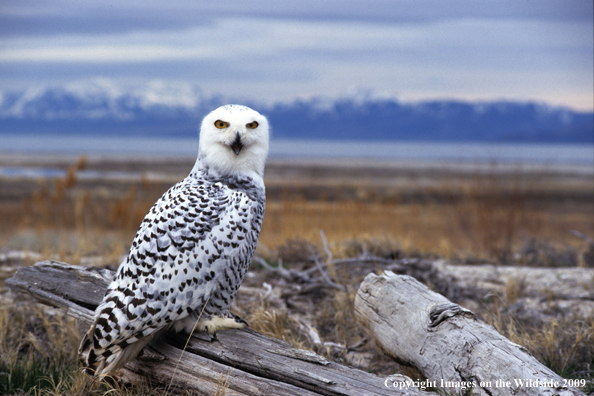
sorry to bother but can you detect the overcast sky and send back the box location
[0,0,592,111]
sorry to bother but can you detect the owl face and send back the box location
[198,105,269,177]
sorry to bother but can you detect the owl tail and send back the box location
[78,325,152,377]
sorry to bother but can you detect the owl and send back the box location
[79,104,269,376]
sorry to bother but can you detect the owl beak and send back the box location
[230,132,243,155]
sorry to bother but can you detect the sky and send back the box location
[0,0,592,111]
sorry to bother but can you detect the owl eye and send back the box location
[246,121,259,129]
[214,120,229,129]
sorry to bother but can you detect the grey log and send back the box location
[354,270,585,396]
[393,258,594,321]
[6,261,430,396]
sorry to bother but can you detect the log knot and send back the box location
[428,302,474,328]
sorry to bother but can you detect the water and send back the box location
[271,139,593,165]
[0,134,592,165]
[0,134,592,179]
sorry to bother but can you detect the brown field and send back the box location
[0,154,592,263]
[0,153,593,395]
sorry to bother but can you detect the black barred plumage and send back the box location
[79,104,269,377]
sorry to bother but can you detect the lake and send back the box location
[0,134,592,166]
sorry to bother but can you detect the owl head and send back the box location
[198,104,269,178]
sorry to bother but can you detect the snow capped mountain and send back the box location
[0,80,209,120]
[0,81,592,143]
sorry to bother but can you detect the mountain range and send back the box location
[1,83,592,143]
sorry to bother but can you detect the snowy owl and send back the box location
[79,104,269,377]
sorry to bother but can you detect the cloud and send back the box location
[1,0,590,37]
[0,1,592,111]
[2,16,589,64]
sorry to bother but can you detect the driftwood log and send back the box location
[6,261,431,396]
[354,271,585,396]
[394,258,594,324]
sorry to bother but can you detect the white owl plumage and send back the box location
[79,104,269,376]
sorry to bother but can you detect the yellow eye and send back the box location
[246,121,259,129]
[214,120,229,129]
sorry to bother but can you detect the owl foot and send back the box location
[197,314,248,336]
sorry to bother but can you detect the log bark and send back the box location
[354,270,585,396]
[6,261,430,396]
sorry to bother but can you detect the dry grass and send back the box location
[0,302,174,395]
[247,308,309,350]
[0,156,593,394]
[260,199,592,264]
[1,156,592,264]
[486,300,594,380]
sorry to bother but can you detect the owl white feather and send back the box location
[79,104,269,376]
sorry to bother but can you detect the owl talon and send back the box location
[192,329,215,342]
[203,326,218,342]
[232,314,249,327]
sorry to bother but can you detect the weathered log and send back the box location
[394,258,594,322]
[354,270,585,396]
[6,261,430,396]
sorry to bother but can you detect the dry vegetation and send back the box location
[0,154,593,395]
